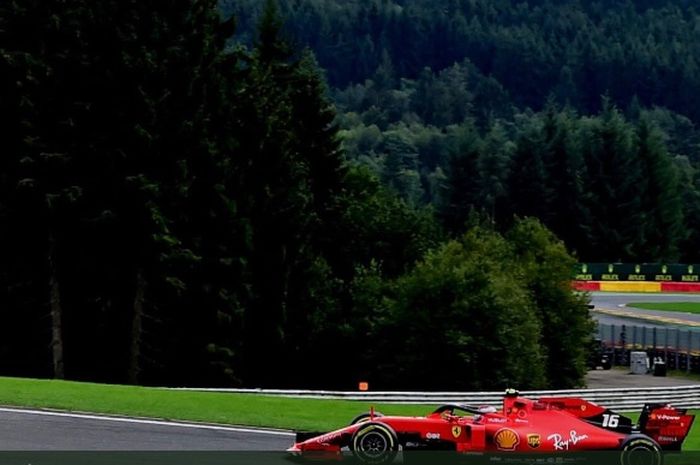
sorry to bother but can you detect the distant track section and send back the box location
[169,385,700,410]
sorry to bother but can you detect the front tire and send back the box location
[351,422,398,464]
[620,435,663,465]
[350,411,384,425]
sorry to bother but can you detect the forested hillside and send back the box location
[5,0,665,390]
[222,0,700,121]
[222,0,700,262]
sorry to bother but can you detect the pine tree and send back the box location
[541,107,591,257]
[635,117,683,261]
[678,165,700,262]
[381,131,423,204]
[0,0,244,385]
[478,121,512,224]
[279,50,351,385]
[440,123,483,233]
[0,0,94,380]
[233,0,303,386]
[238,0,353,386]
[506,119,552,225]
[583,99,644,261]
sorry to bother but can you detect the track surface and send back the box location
[0,408,293,450]
[590,292,700,328]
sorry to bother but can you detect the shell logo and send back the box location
[494,428,520,451]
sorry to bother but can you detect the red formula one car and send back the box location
[287,390,694,465]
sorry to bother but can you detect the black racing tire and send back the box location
[350,422,399,465]
[350,411,384,425]
[620,435,663,465]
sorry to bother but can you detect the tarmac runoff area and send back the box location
[585,367,699,389]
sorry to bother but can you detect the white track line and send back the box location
[0,407,294,437]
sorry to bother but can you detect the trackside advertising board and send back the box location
[575,263,700,283]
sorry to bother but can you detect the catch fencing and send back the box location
[171,385,700,411]
[597,322,700,375]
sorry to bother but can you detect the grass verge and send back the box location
[0,377,427,432]
[628,302,700,314]
[0,377,696,449]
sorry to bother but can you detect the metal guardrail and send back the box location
[169,385,700,410]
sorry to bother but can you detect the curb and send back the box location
[591,307,700,328]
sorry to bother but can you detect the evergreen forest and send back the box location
[3,0,695,390]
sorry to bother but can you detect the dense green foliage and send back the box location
[222,0,700,122]
[222,0,700,262]
[0,0,593,390]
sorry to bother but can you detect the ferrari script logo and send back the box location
[527,434,541,449]
[452,426,462,438]
[494,428,520,451]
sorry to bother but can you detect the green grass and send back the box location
[685,425,700,451]
[0,377,696,449]
[628,302,700,314]
[0,377,427,432]
[665,369,700,382]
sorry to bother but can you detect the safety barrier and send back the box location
[572,281,700,292]
[169,385,700,411]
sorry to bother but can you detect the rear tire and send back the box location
[620,435,663,465]
[350,422,398,464]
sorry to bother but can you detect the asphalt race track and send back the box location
[0,408,293,451]
[590,292,700,328]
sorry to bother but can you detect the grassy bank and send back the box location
[0,377,696,449]
[0,377,427,431]
[628,302,700,314]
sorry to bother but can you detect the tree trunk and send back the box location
[48,229,65,379]
[128,268,146,385]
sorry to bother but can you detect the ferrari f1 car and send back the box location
[287,390,695,465]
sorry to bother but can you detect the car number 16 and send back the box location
[602,414,620,428]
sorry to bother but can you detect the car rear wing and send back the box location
[638,403,696,451]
